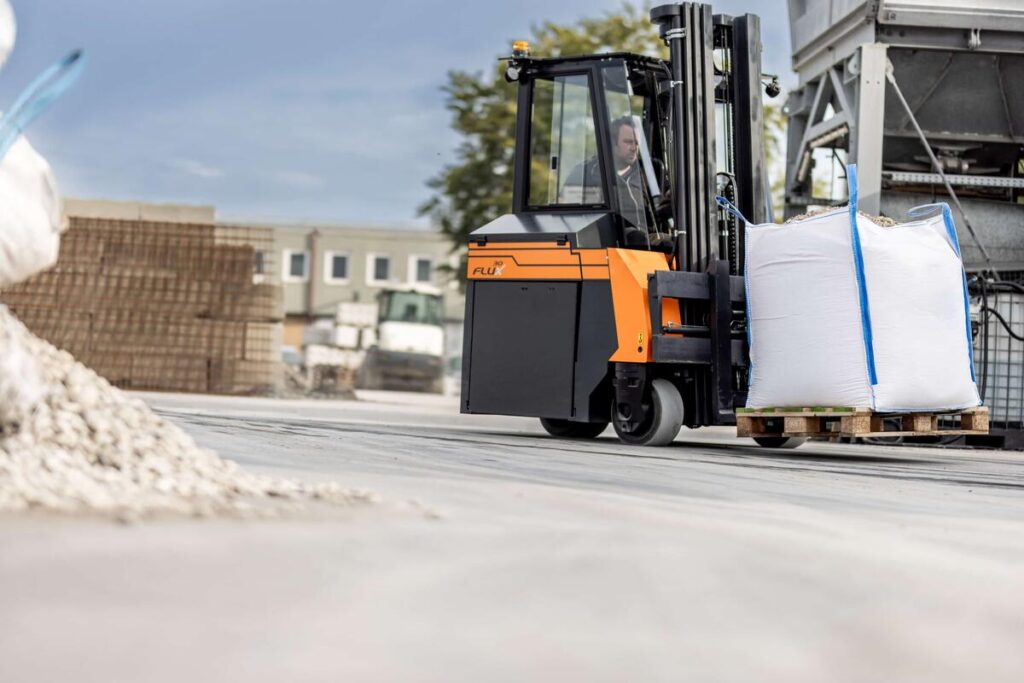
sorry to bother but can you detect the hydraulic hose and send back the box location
[981,306,1024,343]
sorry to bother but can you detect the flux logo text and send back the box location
[472,260,506,277]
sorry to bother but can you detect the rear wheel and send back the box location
[612,378,684,447]
[539,418,608,439]
[753,436,807,449]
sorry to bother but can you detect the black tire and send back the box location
[753,436,807,449]
[539,418,609,439]
[612,378,684,447]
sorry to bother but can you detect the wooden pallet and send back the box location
[736,406,989,438]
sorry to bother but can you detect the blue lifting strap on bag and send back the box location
[844,164,879,388]
[714,195,750,225]
[0,49,85,162]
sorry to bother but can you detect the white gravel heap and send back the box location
[0,306,374,519]
[785,208,899,227]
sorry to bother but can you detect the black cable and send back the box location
[982,306,1024,343]
[980,277,989,401]
[988,281,1024,295]
[830,147,847,174]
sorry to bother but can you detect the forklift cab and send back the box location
[509,53,673,250]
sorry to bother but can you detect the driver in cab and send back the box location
[562,117,668,250]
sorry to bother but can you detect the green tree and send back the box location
[420,3,666,282]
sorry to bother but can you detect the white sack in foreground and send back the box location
[734,165,980,412]
[0,0,70,288]
[0,136,64,288]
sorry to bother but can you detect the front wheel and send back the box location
[612,378,684,447]
[539,418,608,439]
[753,436,807,449]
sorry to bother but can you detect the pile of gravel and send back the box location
[0,306,374,520]
[785,208,899,227]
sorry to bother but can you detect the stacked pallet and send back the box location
[0,216,284,394]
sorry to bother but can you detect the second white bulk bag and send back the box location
[725,165,980,412]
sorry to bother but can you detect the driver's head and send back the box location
[611,117,638,167]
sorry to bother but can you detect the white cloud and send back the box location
[275,170,325,190]
[170,158,224,179]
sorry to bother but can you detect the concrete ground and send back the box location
[2,389,1023,682]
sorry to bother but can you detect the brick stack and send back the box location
[0,217,284,394]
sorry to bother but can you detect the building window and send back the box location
[282,249,309,282]
[324,251,350,284]
[252,249,269,284]
[367,253,392,285]
[409,255,434,284]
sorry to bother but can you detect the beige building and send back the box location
[65,197,217,224]
[262,223,464,349]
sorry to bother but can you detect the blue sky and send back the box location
[1,0,791,226]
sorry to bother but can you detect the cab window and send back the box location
[528,73,604,207]
[378,291,443,326]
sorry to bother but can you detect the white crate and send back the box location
[336,302,378,327]
[333,325,360,350]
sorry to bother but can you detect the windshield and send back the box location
[527,73,604,207]
[379,291,443,327]
[601,64,662,246]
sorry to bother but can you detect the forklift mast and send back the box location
[650,4,767,274]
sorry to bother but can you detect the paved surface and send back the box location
[2,390,1023,682]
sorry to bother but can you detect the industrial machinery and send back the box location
[303,286,446,393]
[784,0,1024,268]
[459,3,779,446]
[358,286,446,393]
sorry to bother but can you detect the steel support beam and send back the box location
[851,44,888,215]
[730,14,766,225]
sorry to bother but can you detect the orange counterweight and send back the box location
[467,242,681,364]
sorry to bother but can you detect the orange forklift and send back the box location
[460,3,781,446]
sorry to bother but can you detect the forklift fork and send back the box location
[643,259,748,425]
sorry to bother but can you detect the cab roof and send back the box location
[508,51,668,70]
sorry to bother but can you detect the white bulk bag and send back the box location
[0,0,84,421]
[0,136,64,288]
[732,165,980,412]
[0,0,63,289]
[0,4,83,288]
[0,0,14,72]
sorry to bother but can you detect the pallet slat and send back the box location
[737,406,868,417]
[784,416,821,434]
